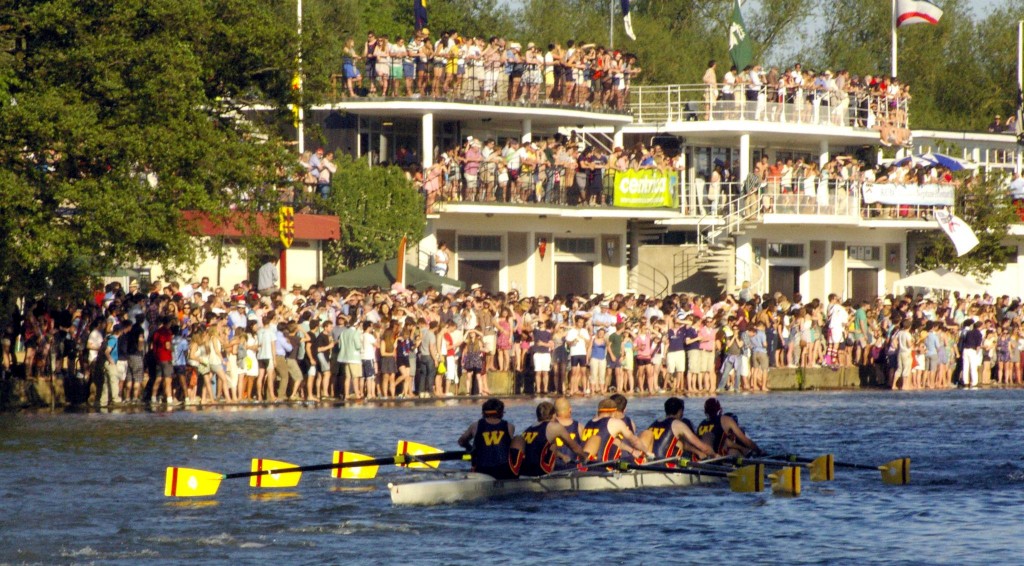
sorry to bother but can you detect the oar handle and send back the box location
[779,454,882,471]
[224,451,469,480]
[624,463,729,478]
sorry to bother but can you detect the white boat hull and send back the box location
[388,470,720,506]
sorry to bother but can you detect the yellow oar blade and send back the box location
[249,459,302,488]
[333,451,380,480]
[727,463,764,493]
[396,440,443,469]
[165,467,223,497]
[769,466,802,496]
[879,457,910,486]
[808,454,835,482]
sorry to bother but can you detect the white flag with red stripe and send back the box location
[896,0,943,28]
[934,209,979,257]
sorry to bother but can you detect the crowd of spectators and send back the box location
[3,272,1021,409]
[988,114,1019,134]
[700,61,911,140]
[340,29,641,111]
[413,134,681,212]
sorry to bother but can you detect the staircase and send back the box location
[687,186,765,294]
[559,127,615,153]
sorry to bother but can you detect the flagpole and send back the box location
[296,0,304,155]
[891,0,898,78]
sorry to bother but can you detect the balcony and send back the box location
[422,164,950,228]
[628,84,909,132]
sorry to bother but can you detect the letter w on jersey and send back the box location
[522,432,539,444]
[482,431,505,446]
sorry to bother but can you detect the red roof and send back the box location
[182,210,340,241]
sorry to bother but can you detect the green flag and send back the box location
[729,0,753,71]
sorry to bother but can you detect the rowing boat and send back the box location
[388,469,722,506]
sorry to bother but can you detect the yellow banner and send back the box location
[613,170,677,208]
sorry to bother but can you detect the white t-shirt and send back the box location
[362,333,376,361]
[827,304,849,333]
[566,327,590,356]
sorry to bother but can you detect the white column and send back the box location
[521,119,532,144]
[613,127,624,150]
[739,134,751,183]
[421,113,434,168]
[819,139,829,168]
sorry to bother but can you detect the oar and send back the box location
[333,440,470,480]
[771,454,910,486]
[624,462,766,493]
[543,458,625,478]
[165,449,470,497]
[732,454,836,482]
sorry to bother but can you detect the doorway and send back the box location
[768,265,801,297]
[848,268,879,304]
[556,262,594,297]
[458,260,500,292]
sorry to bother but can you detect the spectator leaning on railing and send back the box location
[335,28,640,112]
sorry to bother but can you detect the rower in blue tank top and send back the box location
[609,393,637,435]
[520,401,587,476]
[696,398,762,457]
[458,398,525,480]
[552,397,582,470]
[640,397,715,464]
[582,398,652,463]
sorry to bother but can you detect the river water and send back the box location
[1,390,1022,565]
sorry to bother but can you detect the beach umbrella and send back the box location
[919,152,972,171]
[891,154,935,168]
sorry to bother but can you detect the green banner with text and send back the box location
[613,170,678,208]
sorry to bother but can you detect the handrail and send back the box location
[632,262,670,298]
[628,83,909,131]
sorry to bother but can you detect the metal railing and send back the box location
[630,262,671,298]
[328,65,632,114]
[629,83,909,130]
[427,166,678,209]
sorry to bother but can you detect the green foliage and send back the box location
[0,0,299,300]
[321,155,424,272]
[914,174,1019,281]
[810,0,1024,132]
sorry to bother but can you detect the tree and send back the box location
[913,174,1019,281]
[321,155,424,272]
[0,0,300,301]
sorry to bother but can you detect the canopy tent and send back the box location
[893,268,988,294]
[323,258,464,291]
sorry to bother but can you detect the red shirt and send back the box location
[152,327,174,363]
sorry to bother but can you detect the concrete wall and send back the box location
[427,214,627,294]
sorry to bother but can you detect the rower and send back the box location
[696,398,762,457]
[519,401,588,476]
[457,398,524,480]
[581,398,653,463]
[640,397,715,463]
[609,393,637,434]
[552,397,582,469]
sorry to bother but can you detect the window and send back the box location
[554,238,595,255]
[848,245,880,261]
[457,235,502,252]
[767,243,804,259]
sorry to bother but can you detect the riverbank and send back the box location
[1,365,1009,412]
